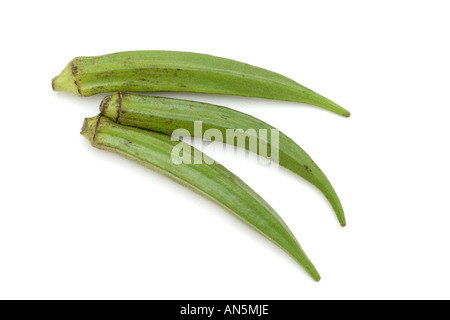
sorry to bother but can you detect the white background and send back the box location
[1,1,449,300]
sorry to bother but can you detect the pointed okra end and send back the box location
[326,186,347,227]
[317,96,351,118]
[339,216,347,227]
[296,251,321,282]
[334,102,351,118]
[341,108,351,118]
[100,93,122,121]
[313,272,321,282]
[308,265,321,282]
[81,115,102,145]
[328,193,347,227]
[303,87,351,117]
[331,199,347,227]
[52,61,82,96]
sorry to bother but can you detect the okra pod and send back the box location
[81,114,321,281]
[53,50,350,117]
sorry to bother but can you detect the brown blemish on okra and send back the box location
[99,95,111,114]
[116,92,124,123]
[70,61,82,95]
[100,92,128,124]
[93,114,103,143]
[80,119,88,135]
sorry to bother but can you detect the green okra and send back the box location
[100,93,346,226]
[52,50,350,117]
[81,114,321,281]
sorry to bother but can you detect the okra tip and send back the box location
[326,100,351,118]
[337,211,346,227]
[313,273,321,282]
[52,61,81,96]
[80,115,101,144]
[100,93,121,121]
[297,254,321,282]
